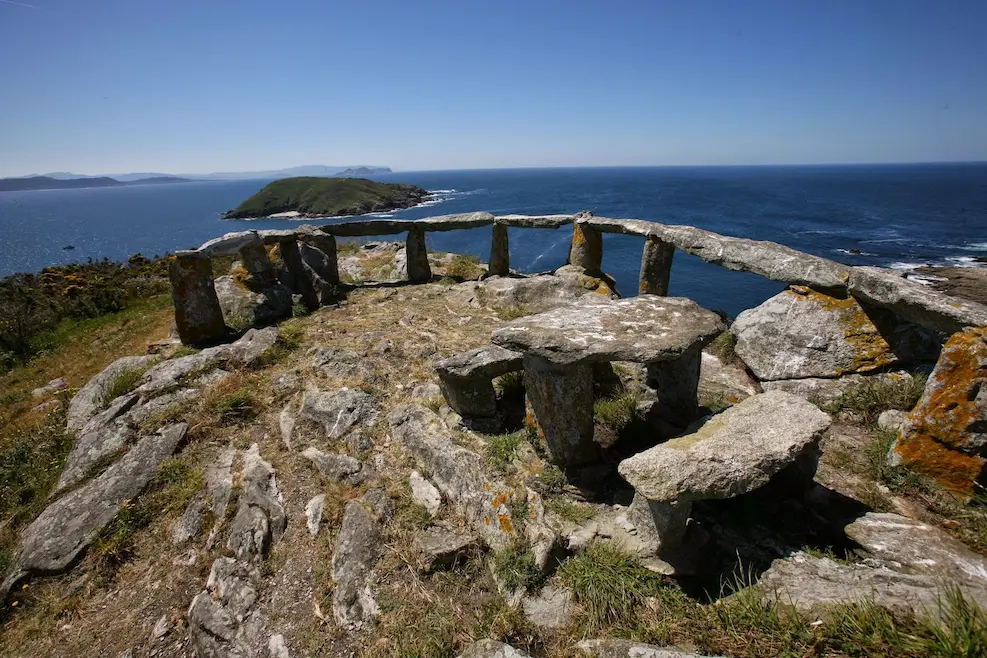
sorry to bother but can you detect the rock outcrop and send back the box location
[732,287,939,382]
[892,326,987,496]
[2,424,188,594]
[331,489,392,629]
[576,639,721,658]
[66,354,158,430]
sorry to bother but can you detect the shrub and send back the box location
[443,254,486,280]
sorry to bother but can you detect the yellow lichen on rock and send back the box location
[894,327,987,497]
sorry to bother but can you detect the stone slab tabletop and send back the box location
[491,295,725,366]
[618,390,831,503]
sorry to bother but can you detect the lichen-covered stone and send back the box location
[298,388,381,440]
[523,355,596,467]
[2,424,187,594]
[214,274,293,330]
[168,251,229,345]
[434,346,523,418]
[619,390,830,503]
[892,327,987,496]
[569,216,602,273]
[66,354,157,431]
[638,235,674,296]
[492,296,725,367]
[389,405,517,549]
[332,498,383,629]
[732,286,939,381]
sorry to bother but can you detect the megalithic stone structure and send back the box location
[168,251,228,346]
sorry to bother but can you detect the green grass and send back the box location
[89,457,202,575]
[223,177,428,219]
[544,497,595,524]
[493,370,525,400]
[491,543,544,592]
[0,405,74,575]
[820,374,928,421]
[707,331,738,364]
[495,305,529,321]
[442,254,486,280]
[485,431,526,471]
[209,389,257,424]
[291,302,310,318]
[593,392,641,433]
[559,542,663,630]
[914,583,987,656]
[100,365,149,405]
[170,345,199,359]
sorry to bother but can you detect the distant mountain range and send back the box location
[0,176,197,192]
[20,165,393,183]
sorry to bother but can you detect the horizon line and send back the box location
[5,158,987,180]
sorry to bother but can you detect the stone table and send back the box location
[491,295,725,467]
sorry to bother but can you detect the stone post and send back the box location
[276,239,320,311]
[489,222,510,276]
[645,346,702,427]
[523,354,596,467]
[303,233,340,284]
[639,236,674,296]
[628,493,692,552]
[168,250,228,346]
[568,214,602,273]
[406,226,431,283]
[237,238,278,288]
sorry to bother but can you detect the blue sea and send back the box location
[1,164,986,318]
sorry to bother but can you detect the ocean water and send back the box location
[1,164,985,318]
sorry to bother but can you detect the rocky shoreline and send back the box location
[914,264,987,305]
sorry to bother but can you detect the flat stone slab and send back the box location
[495,214,574,229]
[845,512,987,587]
[849,266,987,333]
[433,345,523,380]
[583,217,850,291]
[492,296,725,366]
[618,390,831,503]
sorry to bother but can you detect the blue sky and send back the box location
[1,0,985,176]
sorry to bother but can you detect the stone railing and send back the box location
[168,210,987,345]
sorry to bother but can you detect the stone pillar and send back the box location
[406,227,431,283]
[438,374,498,418]
[276,239,319,311]
[303,233,340,284]
[639,236,674,296]
[523,354,596,467]
[237,239,278,288]
[629,493,691,552]
[568,218,602,273]
[645,346,702,427]
[489,222,510,277]
[168,250,228,346]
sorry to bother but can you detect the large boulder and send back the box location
[214,274,293,330]
[619,390,831,504]
[892,327,987,496]
[731,286,939,382]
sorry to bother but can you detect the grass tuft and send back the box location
[495,305,529,321]
[485,431,526,471]
[443,254,486,281]
[101,366,148,405]
[493,370,525,400]
[593,391,641,433]
[545,497,595,524]
[820,374,927,421]
[559,542,662,630]
[491,542,544,593]
[707,331,738,364]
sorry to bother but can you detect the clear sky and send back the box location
[1,0,985,176]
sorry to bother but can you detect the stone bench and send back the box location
[434,345,524,424]
[617,390,831,551]
[492,295,725,467]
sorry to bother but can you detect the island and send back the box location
[221,177,430,219]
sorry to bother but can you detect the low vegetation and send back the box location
[222,177,429,219]
[491,543,545,592]
[819,374,928,421]
[485,430,527,471]
[442,254,486,280]
[101,366,149,404]
[0,256,171,371]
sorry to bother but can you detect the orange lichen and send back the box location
[497,513,514,534]
[788,287,896,375]
[894,327,987,497]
